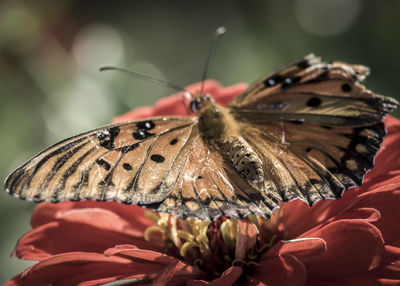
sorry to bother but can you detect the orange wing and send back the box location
[5,116,278,220]
[229,54,398,126]
[240,120,385,207]
[6,117,195,204]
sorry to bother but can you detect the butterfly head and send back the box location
[189,92,215,114]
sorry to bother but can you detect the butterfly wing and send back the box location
[229,54,398,126]
[240,121,385,206]
[5,117,197,204]
[228,54,397,207]
[5,116,277,220]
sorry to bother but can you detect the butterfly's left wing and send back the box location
[229,54,398,127]
[5,116,278,220]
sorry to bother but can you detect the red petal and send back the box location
[15,208,161,260]
[104,244,181,264]
[187,266,242,286]
[333,207,381,222]
[301,220,385,279]
[16,252,150,286]
[150,261,204,286]
[252,254,306,286]
[263,237,327,263]
[356,190,400,245]
[12,249,200,286]
[106,245,204,285]
[31,201,152,231]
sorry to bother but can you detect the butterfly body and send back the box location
[5,54,398,220]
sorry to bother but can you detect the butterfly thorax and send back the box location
[198,100,265,183]
[198,101,236,141]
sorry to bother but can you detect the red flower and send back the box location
[6,80,400,286]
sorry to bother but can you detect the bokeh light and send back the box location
[294,0,362,36]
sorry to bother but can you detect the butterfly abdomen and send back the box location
[224,136,264,183]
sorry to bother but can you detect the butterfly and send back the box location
[5,54,398,221]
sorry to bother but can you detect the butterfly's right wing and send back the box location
[229,54,398,127]
[5,116,275,220]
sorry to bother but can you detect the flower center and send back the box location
[144,212,283,279]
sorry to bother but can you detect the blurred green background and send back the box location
[0,0,399,283]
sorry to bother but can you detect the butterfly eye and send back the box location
[190,98,201,114]
[190,95,215,113]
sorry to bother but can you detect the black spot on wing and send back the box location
[264,75,282,87]
[297,59,311,69]
[307,97,322,107]
[136,120,155,130]
[282,76,301,88]
[170,138,178,145]
[123,163,133,170]
[341,83,352,92]
[132,120,156,140]
[132,129,153,140]
[96,159,111,170]
[290,119,304,125]
[97,127,120,150]
[151,154,165,163]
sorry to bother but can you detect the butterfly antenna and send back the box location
[99,66,192,97]
[200,26,226,94]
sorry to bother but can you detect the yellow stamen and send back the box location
[180,241,200,257]
[221,219,237,250]
[197,236,211,256]
[177,230,196,241]
[157,213,170,228]
[144,225,164,241]
[145,211,160,223]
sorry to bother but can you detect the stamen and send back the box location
[143,211,284,278]
[145,211,160,223]
[144,225,164,241]
[257,234,278,253]
[180,241,200,257]
[177,230,195,241]
[221,219,237,250]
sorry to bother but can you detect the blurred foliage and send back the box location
[0,0,399,283]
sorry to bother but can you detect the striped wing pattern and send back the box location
[5,117,279,220]
[230,54,398,126]
[6,117,196,204]
[242,121,385,207]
